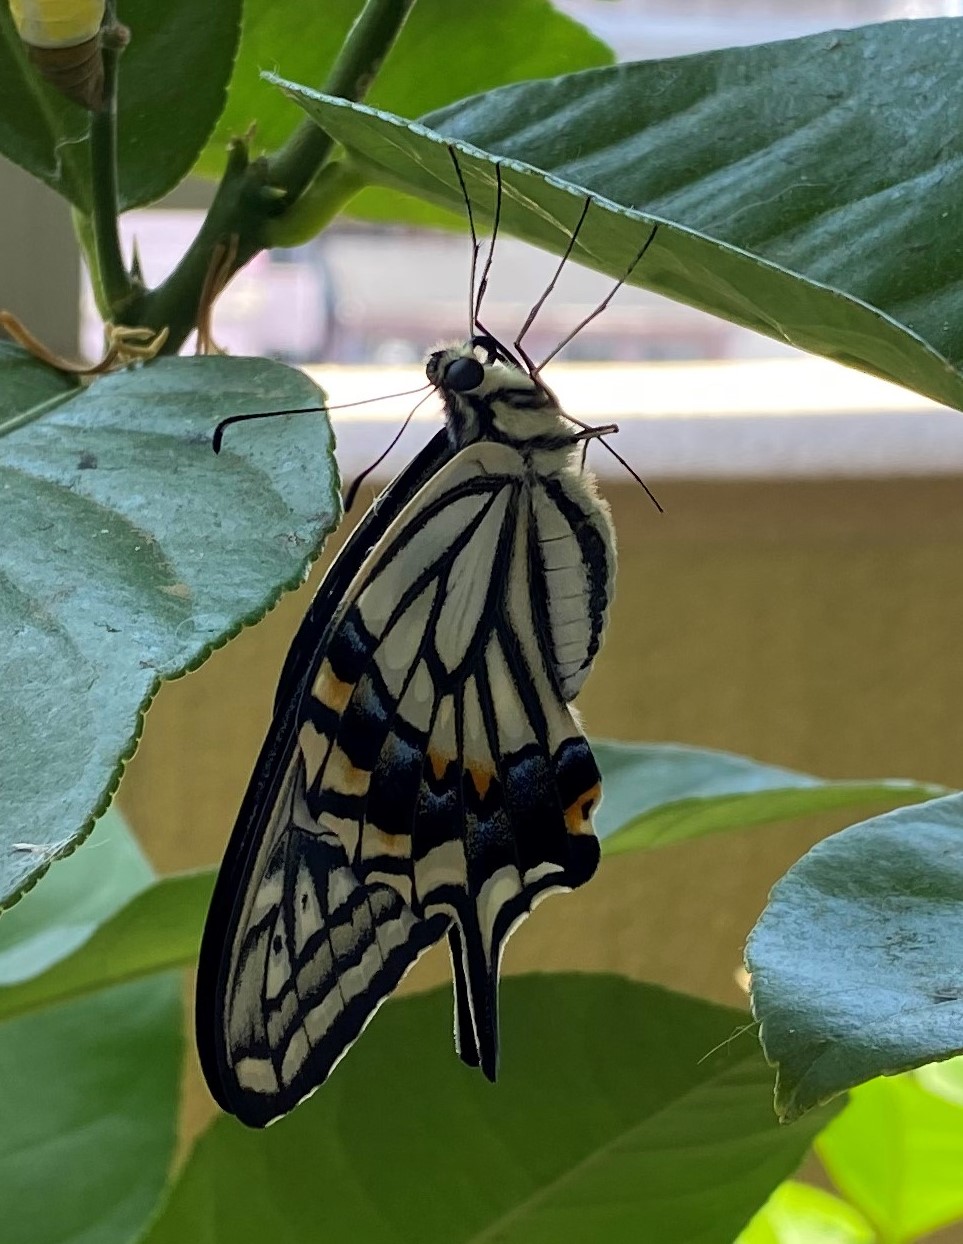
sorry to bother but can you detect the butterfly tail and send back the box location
[447,924,501,1080]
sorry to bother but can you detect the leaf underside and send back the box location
[276,19,963,410]
[748,792,963,1121]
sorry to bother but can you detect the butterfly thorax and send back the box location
[427,338,580,477]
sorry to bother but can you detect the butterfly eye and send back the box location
[445,356,485,392]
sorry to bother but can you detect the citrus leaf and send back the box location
[0,347,338,908]
[0,0,241,210]
[0,806,151,985]
[194,0,609,182]
[0,807,182,1244]
[0,868,212,1021]
[1,975,182,1244]
[737,1181,874,1244]
[145,977,835,1244]
[747,793,963,1121]
[594,741,946,854]
[274,17,963,410]
[816,1073,963,1242]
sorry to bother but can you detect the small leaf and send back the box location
[274,17,963,410]
[914,1052,963,1107]
[0,348,339,907]
[594,740,945,854]
[737,1181,874,1244]
[747,792,963,1121]
[0,808,182,1244]
[0,868,213,1021]
[0,806,151,985]
[0,0,241,210]
[817,1073,963,1241]
[195,0,609,181]
[145,977,835,1244]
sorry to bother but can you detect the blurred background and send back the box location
[5,1,963,1220]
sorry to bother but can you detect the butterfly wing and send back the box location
[196,430,452,1117]
[197,439,608,1126]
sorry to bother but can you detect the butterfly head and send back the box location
[427,336,572,458]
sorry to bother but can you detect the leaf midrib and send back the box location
[463,1063,750,1244]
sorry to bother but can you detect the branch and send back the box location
[86,15,139,316]
[268,0,417,202]
[136,0,417,354]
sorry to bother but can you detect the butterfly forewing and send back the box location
[198,349,614,1128]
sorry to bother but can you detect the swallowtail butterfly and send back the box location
[196,155,658,1127]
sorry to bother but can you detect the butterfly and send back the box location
[196,162,658,1128]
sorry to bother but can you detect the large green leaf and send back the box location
[0,0,241,210]
[0,976,182,1244]
[194,0,609,182]
[593,741,944,854]
[747,793,963,1122]
[275,17,963,410]
[0,808,182,1244]
[2,744,942,1020]
[737,1181,874,1244]
[146,976,833,1244]
[816,1073,963,1242]
[0,346,338,908]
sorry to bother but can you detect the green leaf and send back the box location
[0,347,339,908]
[194,0,609,183]
[146,976,834,1244]
[737,1181,874,1244]
[0,0,241,210]
[594,741,945,855]
[0,808,182,1244]
[0,806,151,985]
[817,1073,963,1241]
[747,792,963,1121]
[1,977,182,1244]
[0,868,213,1022]
[275,17,963,411]
[914,1052,963,1107]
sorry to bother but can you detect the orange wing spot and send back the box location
[428,749,452,781]
[311,659,354,713]
[468,764,494,800]
[565,782,601,835]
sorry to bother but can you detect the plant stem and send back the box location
[86,12,137,318]
[138,0,416,354]
[135,136,256,350]
[265,160,367,249]
[268,0,417,203]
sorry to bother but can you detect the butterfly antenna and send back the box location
[342,388,436,512]
[514,195,592,375]
[473,162,502,333]
[556,404,663,513]
[448,145,481,334]
[212,384,432,453]
[536,221,661,373]
[596,435,663,513]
